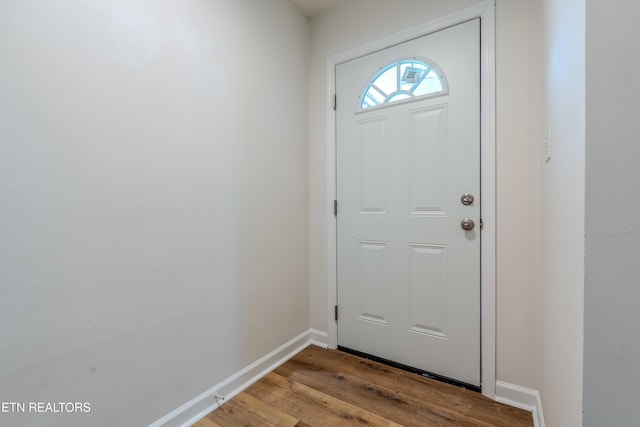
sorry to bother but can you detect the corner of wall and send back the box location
[496,381,545,427]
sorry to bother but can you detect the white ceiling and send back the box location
[289,0,347,17]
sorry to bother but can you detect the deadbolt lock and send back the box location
[461,193,475,206]
[461,218,475,231]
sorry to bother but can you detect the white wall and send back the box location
[540,0,585,425]
[309,0,541,390]
[495,0,542,389]
[584,1,640,425]
[0,1,309,426]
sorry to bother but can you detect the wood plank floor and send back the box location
[194,346,533,427]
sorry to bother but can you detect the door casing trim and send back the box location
[324,1,496,398]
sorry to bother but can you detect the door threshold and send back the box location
[338,346,481,393]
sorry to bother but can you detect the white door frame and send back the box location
[324,1,496,398]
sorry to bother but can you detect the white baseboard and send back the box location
[495,381,545,427]
[310,328,329,348]
[149,330,315,427]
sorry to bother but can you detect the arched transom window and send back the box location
[359,58,448,110]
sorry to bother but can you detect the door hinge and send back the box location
[334,305,339,321]
[333,200,338,217]
[332,94,337,111]
[480,218,484,230]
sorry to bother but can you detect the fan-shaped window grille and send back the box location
[359,58,448,110]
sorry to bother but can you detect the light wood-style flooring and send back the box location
[194,345,533,427]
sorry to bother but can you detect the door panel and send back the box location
[409,243,448,338]
[356,117,389,214]
[336,19,481,386]
[356,240,389,325]
[407,106,447,215]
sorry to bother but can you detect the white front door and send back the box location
[336,19,481,387]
